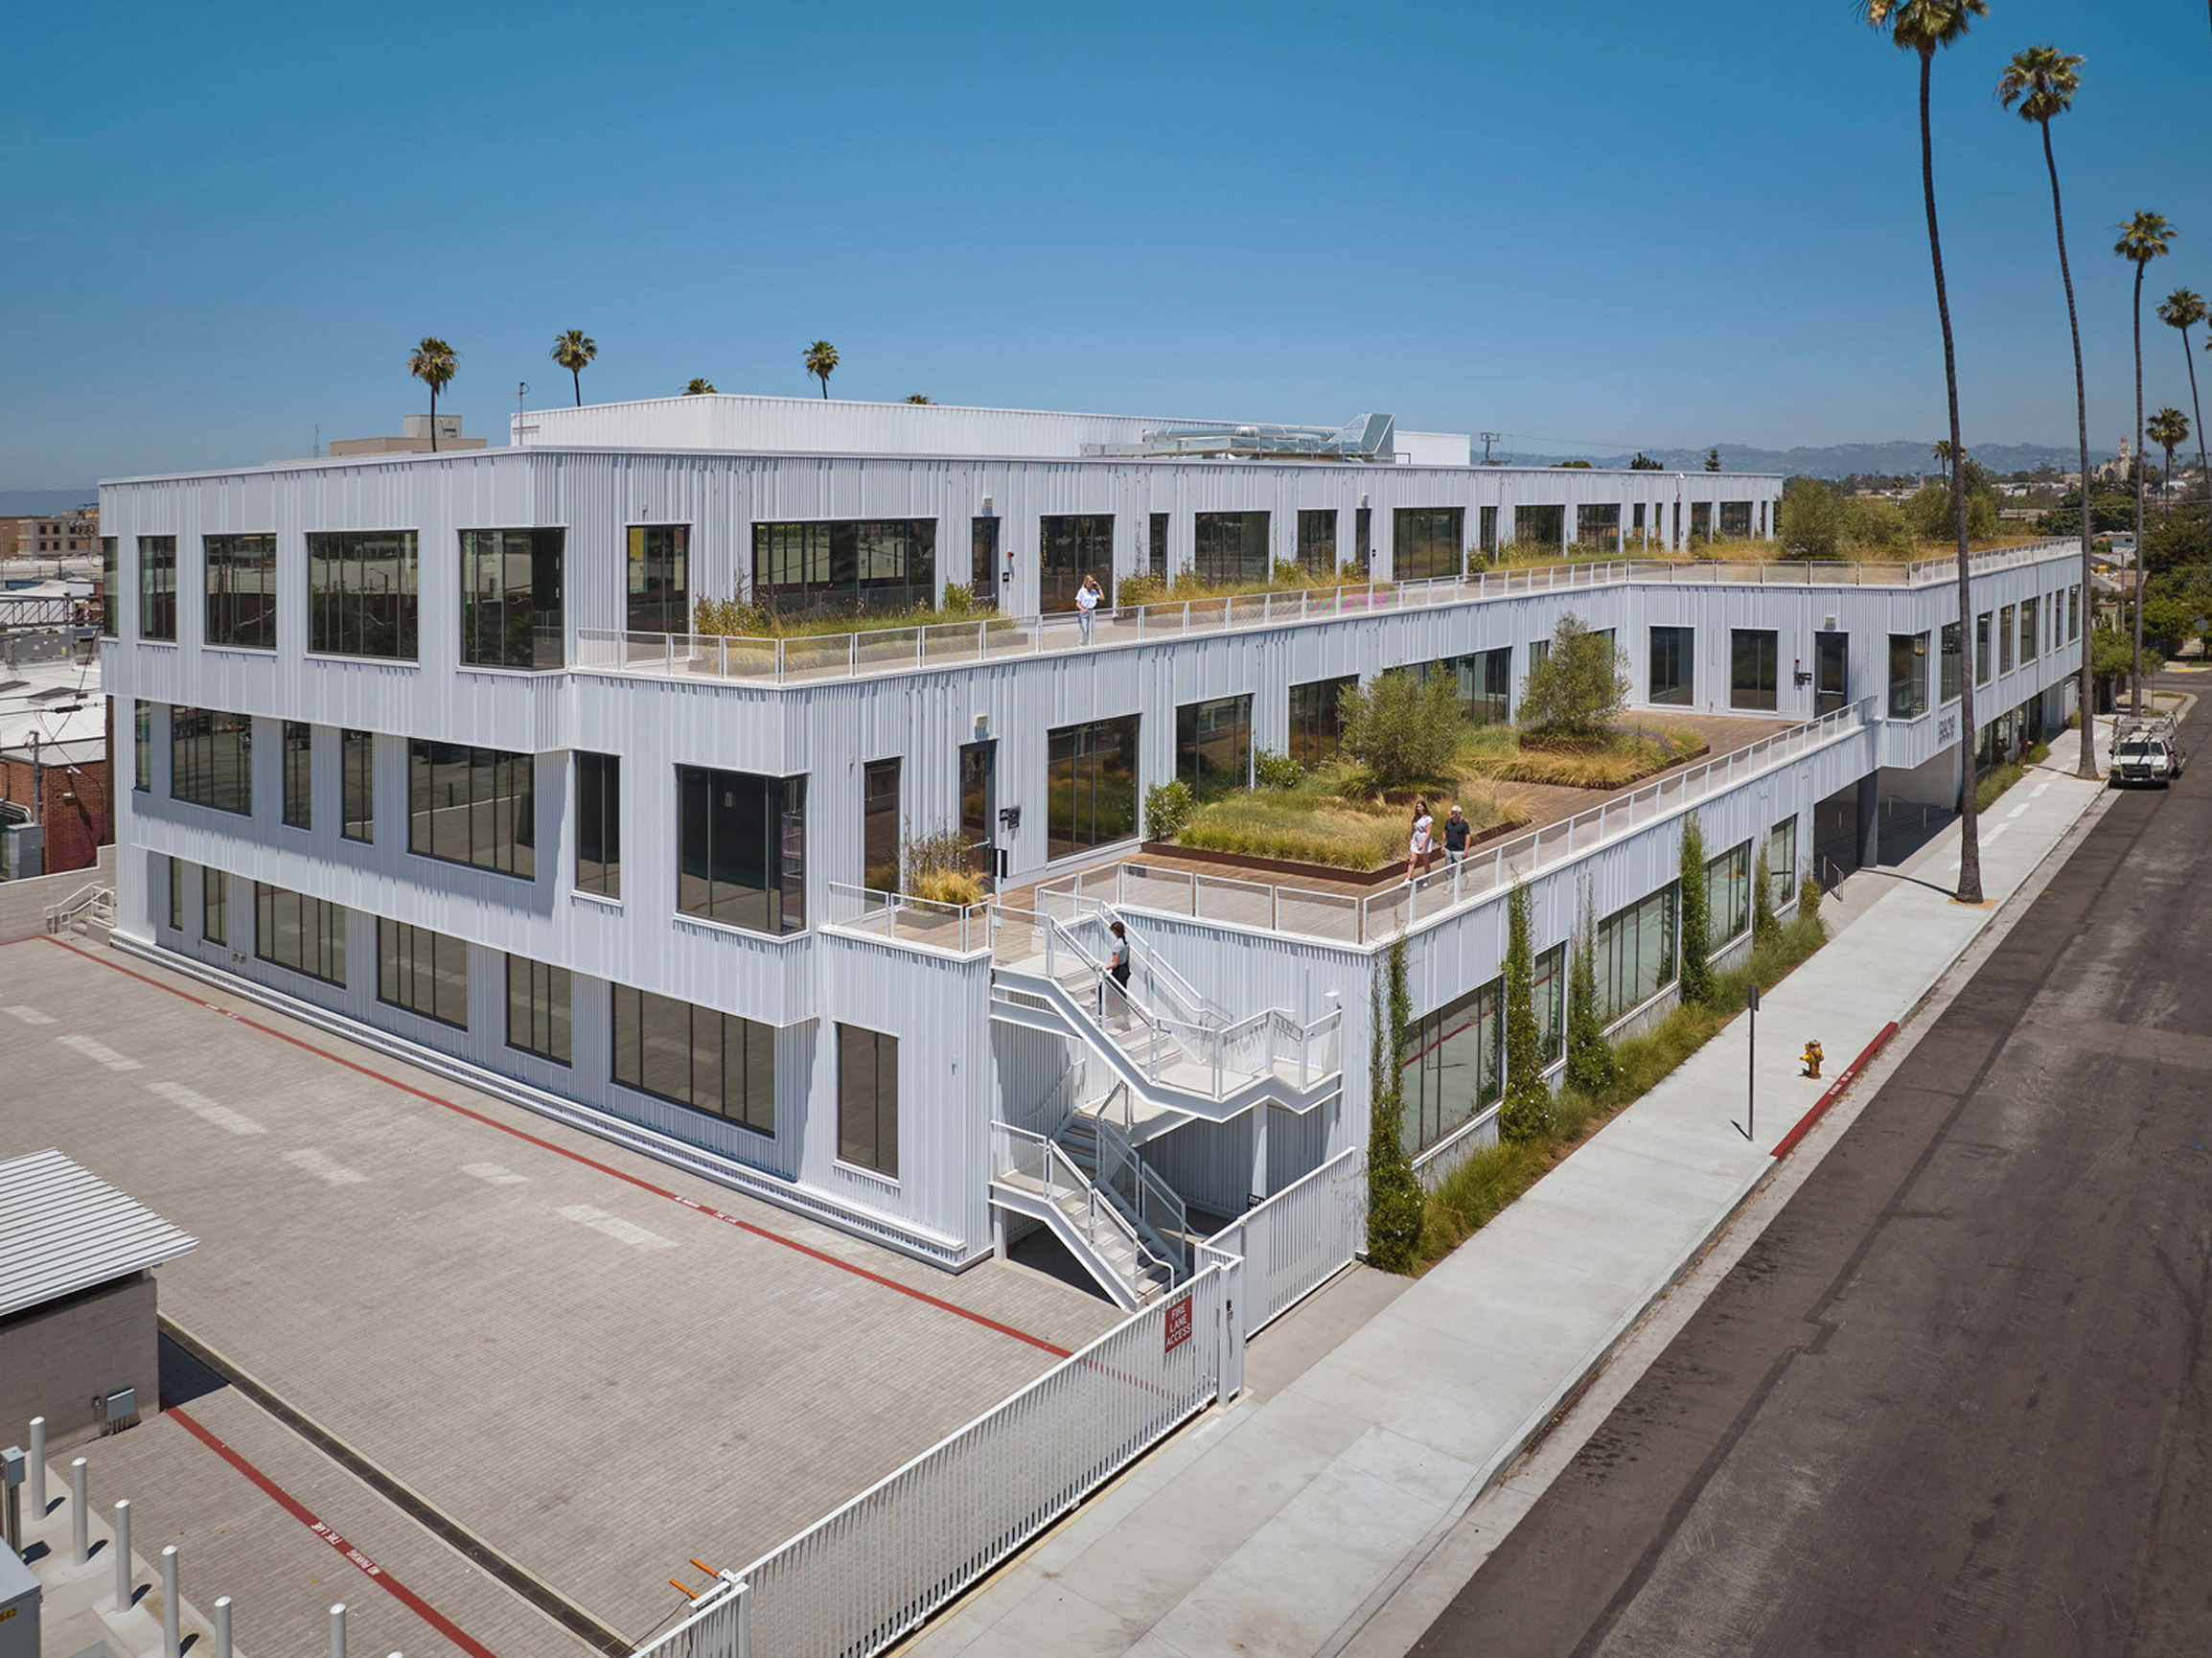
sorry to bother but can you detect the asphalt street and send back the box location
[1420,689,2212,1657]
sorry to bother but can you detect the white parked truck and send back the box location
[2110,714,2186,787]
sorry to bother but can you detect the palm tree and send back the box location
[550,330,597,406]
[804,340,839,399]
[407,337,458,453]
[2147,407,2190,508]
[1999,44,2096,778]
[684,379,716,395]
[905,393,933,404]
[2115,210,2175,714]
[2156,288,2209,503]
[1930,436,1961,477]
[1865,0,1989,904]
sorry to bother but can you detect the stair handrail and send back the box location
[990,1120,1174,1299]
[1106,910,1230,1029]
[1089,1112,1188,1278]
[43,881,113,933]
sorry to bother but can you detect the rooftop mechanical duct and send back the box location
[1081,412,1395,463]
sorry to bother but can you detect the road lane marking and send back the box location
[460,1162,530,1186]
[3,1005,56,1025]
[57,1033,143,1071]
[284,1148,368,1186]
[2007,802,2032,818]
[556,1203,678,1252]
[148,1080,265,1136]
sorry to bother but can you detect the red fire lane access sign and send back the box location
[1164,1293,1193,1353]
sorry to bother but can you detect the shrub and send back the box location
[1564,889,1618,1095]
[1677,815,1712,1006]
[1975,760,2025,813]
[1517,613,1628,739]
[1499,883,1552,1142]
[1779,476,1844,560]
[1118,571,1169,607]
[1173,785,1527,870]
[1798,875,1823,928]
[694,594,772,636]
[1253,748,1304,790]
[910,868,986,906]
[901,824,975,896]
[939,581,977,614]
[1366,939,1424,1272]
[1752,849,1781,945]
[1144,779,1196,841]
[1338,670,1464,791]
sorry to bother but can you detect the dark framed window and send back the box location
[2018,596,2039,663]
[971,517,1000,605]
[611,983,774,1135]
[1479,506,1499,555]
[134,703,152,792]
[1393,507,1464,582]
[575,752,621,898]
[1596,884,1677,1023]
[1296,510,1337,574]
[2068,587,2081,641]
[167,855,184,932]
[1940,622,1963,703]
[627,525,690,633]
[1975,611,1993,685]
[677,766,807,934]
[506,955,573,1066]
[282,721,313,829]
[1632,502,1647,538]
[139,536,177,641]
[1998,605,2016,675]
[1719,501,1754,539]
[1422,650,1510,725]
[202,865,227,944]
[171,707,252,816]
[341,729,374,842]
[205,534,277,650]
[1038,515,1113,614]
[1399,977,1502,1157]
[837,1023,899,1176]
[1533,943,1566,1064]
[864,758,900,891]
[751,519,935,618]
[1148,514,1169,581]
[1649,626,1694,706]
[1355,506,1372,572]
[254,883,347,985]
[308,531,418,658]
[1047,715,1140,861]
[461,529,564,669]
[1707,840,1752,944]
[1289,676,1356,768]
[406,742,536,878]
[1690,501,1714,541]
[377,918,469,1029]
[1729,629,1779,712]
[1512,504,1564,551]
[1193,512,1270,586]
[101,538,119,637]
[1767,817,1798,908]
[1175,695,1252,802]
[1888,633,1929,719]
[1576,503,1622,551]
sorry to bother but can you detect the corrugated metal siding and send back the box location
[0,1148,197,1316]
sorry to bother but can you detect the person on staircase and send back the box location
[1107,921,1133,1028]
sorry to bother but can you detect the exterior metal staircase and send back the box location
[989,1118,1180,1310]
[43,882,114,939]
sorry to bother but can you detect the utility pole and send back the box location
[516,381,528,439]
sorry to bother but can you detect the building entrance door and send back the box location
[1815,633,1848,717]
[960,740,998,888]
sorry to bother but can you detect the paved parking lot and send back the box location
[0,935,1120,1658]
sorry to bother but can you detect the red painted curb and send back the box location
[1770,1020,1899,1160]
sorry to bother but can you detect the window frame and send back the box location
[627,524,691,633]
[282,721,313,830]
[254,882,347,986]
[505,954,573,1066]
[575,751,622,899]
[202,865,227,945]
[610,983,775,1136]
[837,1023,900,1178]
[307,530,421,660]
[1046,715,1141,862]
[675,765,808,935]
[138,536,178,642]
[1729,629,1779,712]
[1648,625,1694,707]
[1399,977,1503,1157]
[460,527,565,670]
[203,533,279,652]
[405,741,537,879]
[1173,694,1253,802]
[376,918,471,1030]
[170,707,253,817]
[341,729,375,842]
[1392,507,1465,581]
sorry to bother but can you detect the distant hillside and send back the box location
[0,489,100,514]
[1494,442,2100,478]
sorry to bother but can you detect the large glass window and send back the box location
[838,1024,899,1176]
[1596,884,1677,1023]
[1730,630,1779,712]
[1998,604,2016,675]
[1976,611,1993,685]
[1940,622,1963,704]
[138,536,177,642]
[1393,507,1464,582]
[1707,841,1752,945]
[1289,676,1356,769]
[972,516,1001,604]
[461,529,564,669]
[506,955,573,1066]
[1175,695,1252,802]
[863,758,901,891]
[1296,510,1337,574]
[1576,503,1622,551]
[308,531,418,658]
[341,729,374,842]
[1355,506,1372,573]
[676,767,808,934]
[1148,514,1169,582]
[282,721,312,829]
[171,707,252,816]
[1719,501,1754,539]
[406,742,536,878]
[751,520,934,617]
[377,919,469,1029]
[205,534,277,651]
[1512,504,1565,551]
[101,537,119,638]
[628,525,690,633]
[1887,633,1929,720]
[1533,943,1566,1065]
[167,856,184,933]
[1047,715,1140,861]
[1038,515,1112,614]
[611,984,774,1135]
[1649,626,1694,706]
[1420,649,1510,725]
[202,866,227,945]
[254,883,346,985]
[134,704,152,792]
[1479,505,1499,556]
[2019,596,2039,664]
[1399,978,1502,1157]
[1691,501,1714,541]
[2068,586,2081,641]
[1194,512,1270,586]
[1767,817,1798,908]
[575,752,620,898]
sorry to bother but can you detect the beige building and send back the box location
[328,412,488,457]
[4,506,99,559]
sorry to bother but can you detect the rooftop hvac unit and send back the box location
[0,823,43,882]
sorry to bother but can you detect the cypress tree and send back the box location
[1752,847,1781,945]
[1500,880,1552,1141]
[1678,814,1712,1006]
[1564,887,1617,1096]
[1365,937,1424,1271]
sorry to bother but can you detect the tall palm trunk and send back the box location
[1919,50,1982,903]
[2039,121,2098,778]
[572,367,582,406]
[428,385,439,453]
[2180,322,2207,510]
[2131,265,2147,714]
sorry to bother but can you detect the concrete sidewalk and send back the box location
[906,722,2128,1658]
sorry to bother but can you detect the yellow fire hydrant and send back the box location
[1801,1039,1825,1080]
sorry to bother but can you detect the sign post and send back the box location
[1734,984,1761,1142]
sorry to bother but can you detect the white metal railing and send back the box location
[990,1121,1175,1299]
[1200,1146,1366,1335]
[820,883,992,955]
[731,1265,1226,1658]
[1041,695,1881,947]
[572,541,2077,691]
[630,1572,750,1658]
[1087,1108,1189,1275]
[42,882,114,934]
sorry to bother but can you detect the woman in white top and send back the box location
[1407,796,1435,881]
[1075,574,1102,644]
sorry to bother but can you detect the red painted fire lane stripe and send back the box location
[167,1404,500,1658]
[44,937,1071,1359]
[1770,1020,1900,1160]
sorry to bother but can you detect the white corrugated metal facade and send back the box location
[0,1148,197,1317]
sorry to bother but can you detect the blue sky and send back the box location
[7,0,2211,487]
